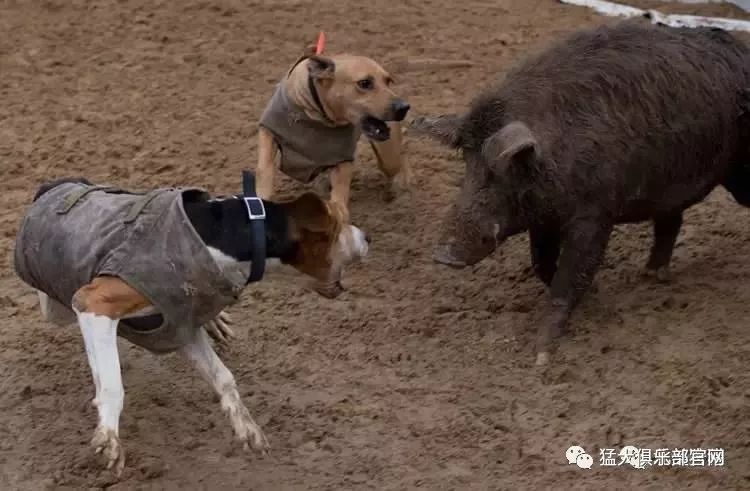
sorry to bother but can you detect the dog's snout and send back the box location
[365,232,372,244]
[391,100,410,121]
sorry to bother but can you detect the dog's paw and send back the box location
[232,406,270,454]
[383,170,412,202]
[240,423,270,455]
[203,311,236,347]
[91,426,125,477]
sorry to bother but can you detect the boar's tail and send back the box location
[33,177,93,202]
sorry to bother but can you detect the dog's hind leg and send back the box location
[71,276,151,476]
[74,308,126,476]
[179,329,270,453]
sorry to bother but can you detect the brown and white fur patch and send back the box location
[29,186,369,476]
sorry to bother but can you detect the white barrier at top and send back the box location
[560,0,750,32]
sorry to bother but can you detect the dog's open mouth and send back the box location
[360,116,390,142]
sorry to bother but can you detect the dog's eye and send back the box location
[356,78,374,90]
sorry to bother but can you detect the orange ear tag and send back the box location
[315,31,326,55]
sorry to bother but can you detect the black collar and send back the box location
[241,170,266,284]
[307,75,335,124]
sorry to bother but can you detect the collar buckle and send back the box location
[243,197,266,221]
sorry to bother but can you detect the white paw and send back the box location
[229,404,270,454]
[535,351,550,366]
[91,426,125,476]
[203,311,236,347]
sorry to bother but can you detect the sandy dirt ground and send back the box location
[2,0,750,489]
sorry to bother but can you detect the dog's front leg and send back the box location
[329,161,353,223]
[74,308,126,476]
[179,329,269,453]
[256,127,278,200]
[202,310,236,348]
[370,121,411,200]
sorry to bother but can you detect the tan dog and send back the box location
[256,50,411,222]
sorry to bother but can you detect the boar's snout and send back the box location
[433,234,497,268]
[433,243,468,268]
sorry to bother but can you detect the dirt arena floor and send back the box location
[3,0,750,489]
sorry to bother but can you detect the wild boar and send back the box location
[410,21,750,365]
[725,88,750,203]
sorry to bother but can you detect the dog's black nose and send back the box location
[392,100,410,121]
[365,233,372,244]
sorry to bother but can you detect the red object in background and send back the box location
[315,31,326,54]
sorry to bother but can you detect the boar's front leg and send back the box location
[529,228,560,286]
[644,212,683,282]
[535,217,613,365]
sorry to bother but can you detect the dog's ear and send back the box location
[308,55,335,80]
[282,192,335,233]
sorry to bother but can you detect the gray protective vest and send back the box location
[259,72,361,183]
[14,182,246,353]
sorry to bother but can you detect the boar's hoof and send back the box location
[643,266,671,283]
[433,246,467,268]
[654,267,670,283]
[535,352,550,366]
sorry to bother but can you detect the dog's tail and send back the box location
[33,177,93,202]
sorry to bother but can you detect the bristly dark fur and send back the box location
[428,20,750,359]
[33,177,93,202]
[454,20,750,227]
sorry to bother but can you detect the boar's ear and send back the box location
[409,114,463,147]
[482,121,540,175]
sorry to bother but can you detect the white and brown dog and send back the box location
[256,45,411,222]
[14,175,369,475]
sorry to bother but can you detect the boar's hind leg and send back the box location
[644,213,683,282]
[535,218,613,366]
[529,229,560,286]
